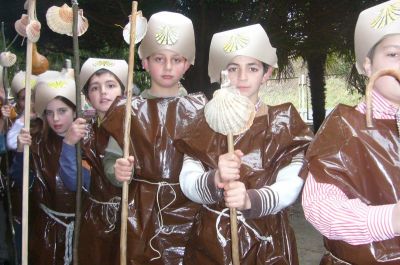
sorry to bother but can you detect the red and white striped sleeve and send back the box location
[302,173,396,245]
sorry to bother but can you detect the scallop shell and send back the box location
[15,14,29,37]
[123,12,148,44]
[26,19,41,43]
[46,4,89,36]
[0,52,17,67]
[204,71,255,135]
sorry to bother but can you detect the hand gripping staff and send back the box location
[204,70,256,265]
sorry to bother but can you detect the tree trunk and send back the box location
[306,53,327,132]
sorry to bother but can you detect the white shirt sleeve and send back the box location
[7,118,24,150]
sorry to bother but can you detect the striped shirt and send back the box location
[180,153,304,219]
[302,91,399,245]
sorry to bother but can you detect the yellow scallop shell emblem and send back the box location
[48,80,67,89]
[93,60,115,68]
[371,1,400,29]
[155,25,178,45]
[22,79,37,89]
[223,34,249,53]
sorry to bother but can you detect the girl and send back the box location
[13,70,79,265]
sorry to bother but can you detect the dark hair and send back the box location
[262,63,270,74]
[82,69,125,97]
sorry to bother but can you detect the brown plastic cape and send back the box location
[174,103,313,265]
[101,93,207,265]
[78,118,122,265]
[301,104,400,265]
[29,128,77,265]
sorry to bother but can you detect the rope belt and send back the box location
[133,178,179,261]
[40,203,75,265]
[89,196,121,232]
[325,251,352,265]
[203,205,272,247]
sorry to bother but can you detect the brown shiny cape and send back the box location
[303,104,400,265]
[79,119,122,265]
[101,93,207,265]
[29,129,76,265]
[174,103,313,265]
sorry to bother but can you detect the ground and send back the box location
[290,200,325,264]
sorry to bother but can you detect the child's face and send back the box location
[45,98,74,136]
[364,34,400,106]
[226,55,271,104]
[142,49,190,90]
[17,89,26,109]
[86,72,123,119]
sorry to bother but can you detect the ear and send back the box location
[142,58,150,72]
[262,66,274,84]
[363,57,373,77]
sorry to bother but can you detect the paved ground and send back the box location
[289,200,325,265]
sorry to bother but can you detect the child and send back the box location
[12,71,78,264]
[4,71,38,150]
[301,1,400,264]
[174,24,313,265]
[60,58,128,265]
[101,11,207,264]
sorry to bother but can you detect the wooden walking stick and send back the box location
[71,1,83,264]
[121,2,138,265]
[204,71,256,265]
[22,1,35,264]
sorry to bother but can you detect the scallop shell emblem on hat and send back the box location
[15,14,29,37]
[371,1,400,29]
[48,80,67,89]
[46,3,89,36]
[93,60,115,68]
[0,52,17,67]
[155,25,179,45]
[223,34,249,53]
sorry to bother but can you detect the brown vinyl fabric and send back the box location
[303,104,400,265]
[174,103,313,265]
[29,128,76,265]
[78,119,122,265]
[101,93,207,265]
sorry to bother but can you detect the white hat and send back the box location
[11,71,38,97]
[208,24,277,83]
[34,70,76,116]
[138,11,195,65]
[355,0,400,75]
[80,58,128,92]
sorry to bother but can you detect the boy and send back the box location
[302,1,400,264]
[174,24,313,265]
[101,11,207,265]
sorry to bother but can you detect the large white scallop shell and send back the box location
[46,4,89,36]
[26,19,41,43]
[204,71,255,135]
[15,14,29,37]
[123,12,147,44]
[0,52,17,67]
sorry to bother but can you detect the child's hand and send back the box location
[63,118,87,145]
[114,156,135,182]
[17,128,32,152]
[223,181,251,210]
[215,150,243,189]
[1,104,11,119]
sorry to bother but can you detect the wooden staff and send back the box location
[227,132,240,265]
[120,2,138,265]
[22,1,35,265]
[71,1,83,264]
